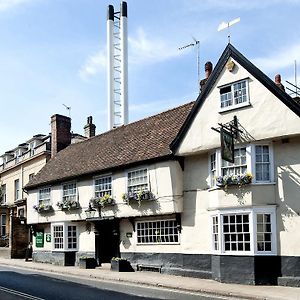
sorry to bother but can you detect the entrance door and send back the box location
[95,219,120,264]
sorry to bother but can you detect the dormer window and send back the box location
[15,149,22,163]
[219,79,249,111]
[29,141,36,157]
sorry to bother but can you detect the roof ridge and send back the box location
[74,100,195,143]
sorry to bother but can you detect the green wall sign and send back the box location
[36,231,44,248]
[46,233,51,243]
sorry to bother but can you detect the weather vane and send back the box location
[218,17,240,43]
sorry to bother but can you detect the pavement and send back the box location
[0,257,299,300]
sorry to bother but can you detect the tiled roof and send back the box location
[26,101,194,190]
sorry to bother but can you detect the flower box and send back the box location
[216,173,253,188]
[91,194,114,208]
[57,200,80,211]
[111,258,133,272]
[33,204,53,213]
[79,257,97,269]
[122,190,153,204]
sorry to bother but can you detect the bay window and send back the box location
[209,144,273,187]
[211,207,276,255]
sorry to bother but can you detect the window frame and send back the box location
[1,214,6,237]
[52,222,78,251]
[127,168,149,193]
[218,78,250,112]
[209,143,274,188]
[1,184,6,204]
[14,179,20,201]
[136,218,180,245]
[38,187,51,206]
[61,181,77,203]
[211,207,277,256]
[94,174,113,198]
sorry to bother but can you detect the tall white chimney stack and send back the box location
[107,1,129,130]
[107,5,114,130]
[120,2,128,126]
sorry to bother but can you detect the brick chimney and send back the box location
[275,74,285,91]
[84,116,96,138]
[199,61,213,92]
[51,114,71,158]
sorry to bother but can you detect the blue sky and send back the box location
[1,0,300,154]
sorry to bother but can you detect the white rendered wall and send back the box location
[177,58,300,156]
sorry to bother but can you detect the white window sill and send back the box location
[208,182,276,192]
[219,102,251,113]
[212,251,277,256]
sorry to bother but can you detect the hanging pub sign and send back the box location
[221,127,234,163]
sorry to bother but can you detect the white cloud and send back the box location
[0,0,31,11]
[79,48,106,80]
[253,42,300,73]
[183,0,300,11]
[79,27,183,80]
[128,27,181,65]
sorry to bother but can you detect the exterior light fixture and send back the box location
[85,203,96,219]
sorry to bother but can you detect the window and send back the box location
[0,184,6,204]
[209,144,273,187]
[62,182,77,202]
[95,176,112,198]
[211,207,276,255]
[52,223,77,250]
[15,149,22,163]
[210,153,216,186]
[1,214,6,237]
[53,225,64,249]
[220,79,249,110]
[128,168,148,193]
[221,147,247,176]
[256,213,272,252]
[14,179,20,201]
[212,216,219,251]
[223,214,250,252]
[255,146,270,182]
[136,219,179,244]
[39,187,51,206]
[29,141,36,157]
[67,225,77,249]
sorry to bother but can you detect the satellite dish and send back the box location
[217,17,240,43]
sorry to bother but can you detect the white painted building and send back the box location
[25,45,300,286]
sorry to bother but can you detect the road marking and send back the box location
[0,286,45,300]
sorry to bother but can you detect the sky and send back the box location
[1,0,300,154]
